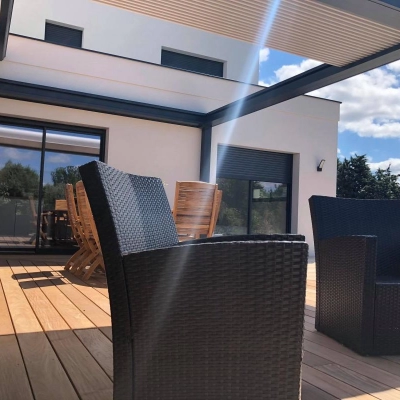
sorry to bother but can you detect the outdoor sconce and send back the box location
[317,159,325,172]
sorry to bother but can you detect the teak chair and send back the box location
[80,160,308,400]
[55,199,68,210]
[64,184,91,272]
[75,181,105,280]
[172,181,220,241]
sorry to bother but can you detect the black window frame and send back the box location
[0,115,106,254]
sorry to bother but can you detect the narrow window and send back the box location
[161,49,224,77]
[45,22,83,48]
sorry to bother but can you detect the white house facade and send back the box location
[0,0,340,255]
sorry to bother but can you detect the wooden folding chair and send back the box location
[55,199,68,210]
[64,184,92,272]
[172,181,219,241]
[210,189,222,235]
[75,181,105,280]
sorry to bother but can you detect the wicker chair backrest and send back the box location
[309,195,400,277]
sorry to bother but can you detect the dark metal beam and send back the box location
[199,126,212,182]
[206,43,400,127]
[0,0,14,61]
[0,78,206,127]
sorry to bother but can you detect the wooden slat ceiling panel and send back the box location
[95,0,400,67]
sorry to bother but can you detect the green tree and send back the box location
[0,161,39,199]
[337,154,400,199]
[337,155,375,198]
[51,166,81,186]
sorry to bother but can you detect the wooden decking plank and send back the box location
[0,334,34,400]
[304,330,400,377]
[1,262,79,400]
[47,264,110,315]
[51,262,109,299]
[316,363,400,400]
[303,350,332,367]
[34,264,112,340]
[301,381,339,400]
[0,280,15,336]
[304,340,400,390]
[75,328,113,380]
[23,264,95,330]
[302,364,377,399]
[13,262,113,400]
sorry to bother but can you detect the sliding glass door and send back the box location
[215,178,290,235]
[0,118,105,253]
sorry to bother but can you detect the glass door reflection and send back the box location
[40,130,101,250]
[0,124,43,248]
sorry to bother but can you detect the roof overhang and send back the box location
[97,0,400,67]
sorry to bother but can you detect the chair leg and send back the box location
[65,247,86,270]
[70,249,93,274]
[82,254,104,280]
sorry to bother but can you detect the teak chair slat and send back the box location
[64,184,91,272]
[75,181,105,280]
[172,181,221,241]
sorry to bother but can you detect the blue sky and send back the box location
[258,48,400,173]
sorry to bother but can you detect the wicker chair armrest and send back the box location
[121,239,308,399]
[317,235,377,354]
[179,234,305,245]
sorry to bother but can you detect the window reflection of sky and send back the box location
[0,146,98,184]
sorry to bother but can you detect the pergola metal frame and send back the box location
[1,0,400,181]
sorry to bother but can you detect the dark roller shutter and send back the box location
[217,145,292,184]
[161,50,223,77]
[45,23,83,48]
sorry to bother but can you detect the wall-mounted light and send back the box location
[317,159,325,172]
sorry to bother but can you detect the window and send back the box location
[215,145,292,235]
[161,49,224,77]
[0,118,105,253]
[45,22,83,48]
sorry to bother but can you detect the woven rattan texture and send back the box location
[309,195,400,355]
[80,161,178,399]
[309,196,400,277]
[318,236,375,355]
[374,283,400,355]
[123,240,308,400]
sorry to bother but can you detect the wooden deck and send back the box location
[0,256,400,400]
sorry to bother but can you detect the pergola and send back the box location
[0,0,399,181]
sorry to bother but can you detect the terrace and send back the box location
[1,256,400,400]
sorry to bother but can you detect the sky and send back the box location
[258,48,400,174]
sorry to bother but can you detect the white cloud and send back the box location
[2,148,33,161]
[259,48,270,63]
[350,151,358,157]
[258,79,270,87]
[273,59,322,82]
[47,154,71,164]
[369,158,400,175]
[337,148,345,159]
[270,60,400,139]
[387,60,400,73]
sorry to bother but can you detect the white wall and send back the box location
[10,0,260,83]
[0,98,200,204]
[212,96,340,254]
[0,36,340,254]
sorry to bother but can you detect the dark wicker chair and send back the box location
[309,195,400,356]
[79,161,308,400]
